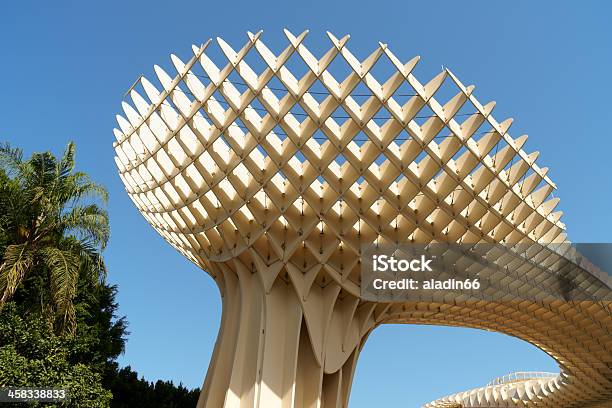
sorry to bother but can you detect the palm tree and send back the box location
[0,141,109,333]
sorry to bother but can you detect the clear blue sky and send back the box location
[2,1,611,406]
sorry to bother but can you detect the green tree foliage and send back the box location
[0,302,112,407]
[72,279,127,384]
[0,142,109,333]
[0,142,199,407]
[106,367,200,408]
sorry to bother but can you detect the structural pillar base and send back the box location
[197,261,362,408]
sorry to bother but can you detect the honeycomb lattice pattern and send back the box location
[113,30,565,280]
[113,31,611,408]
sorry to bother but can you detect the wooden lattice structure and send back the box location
[113,30,612,408]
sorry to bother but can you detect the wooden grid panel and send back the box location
[113,30,565,278]
[112,31,611,408]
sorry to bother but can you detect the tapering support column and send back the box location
[197,261,364,408]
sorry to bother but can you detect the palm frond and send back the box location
[66,172,109,204]
[61,204,110,249]
[61,236,107,283]
[0,176,27,236]
[41,246,80,333]
[58,141,76,180]
[27,151,58,196]
[0,142,25,177]
[0,243,34,305]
